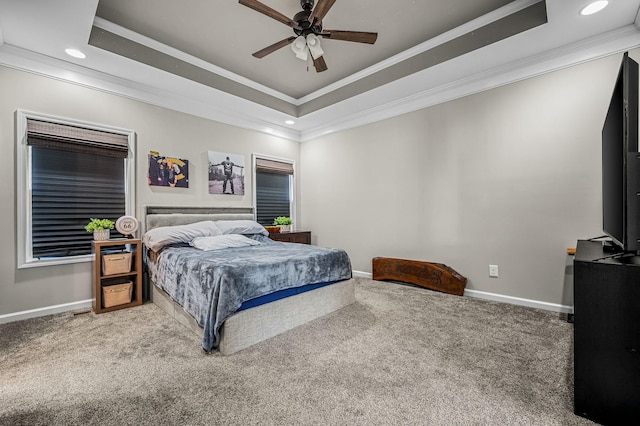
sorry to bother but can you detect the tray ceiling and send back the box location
[0,0,639,141]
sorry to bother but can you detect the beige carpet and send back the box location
[0,278,595,425]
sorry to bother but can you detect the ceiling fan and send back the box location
[239,0,378,72]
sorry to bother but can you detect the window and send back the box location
[253,156,294,226]
[17,111,135,268]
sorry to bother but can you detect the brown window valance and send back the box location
[27,119,130,158]
[255,158,294,175]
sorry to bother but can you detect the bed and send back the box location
[143,206,355,355]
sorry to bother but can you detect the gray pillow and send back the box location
[214,220,268,236]
[143,221,221,252]
[190,234,262,251]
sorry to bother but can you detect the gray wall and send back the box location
[1,65,299,317]
[3,48,639,318]
[300,50,640,307]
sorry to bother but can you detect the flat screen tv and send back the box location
[602,52,640,253]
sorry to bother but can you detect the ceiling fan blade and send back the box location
[252,37,296,58]
[313,56,328,72]
[239,0,300,29]
[309,0,337,25]
[323,30,378,44]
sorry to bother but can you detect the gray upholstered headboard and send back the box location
[144,206,255,232]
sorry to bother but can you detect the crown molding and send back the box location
[93,0,542,108]
[1,22,639,145]
[92,17,300,106]
[299,24,640,142]
[297,0,542,104]
[0,44,302,141]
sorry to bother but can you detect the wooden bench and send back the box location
[372,257,467,296]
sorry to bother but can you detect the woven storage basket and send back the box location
[102,252,132,275]
[102,282,133,308]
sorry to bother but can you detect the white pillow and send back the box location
[190,234,262,251]
[214,220,268,236]
[143,221,221,252]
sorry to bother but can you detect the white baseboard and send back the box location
[1,271,574,324]
[0,299,93,324]
[353,270,573,314]
[352,270,373,279]
[463,289,573,314]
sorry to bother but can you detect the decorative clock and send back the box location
[115,215,139,237]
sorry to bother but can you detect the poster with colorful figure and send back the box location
[208,151,245,195]
[148,152,189,188]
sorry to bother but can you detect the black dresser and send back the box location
[573,240,640,424]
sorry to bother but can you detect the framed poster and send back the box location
[208,151,245,195]
[148,152,189,188]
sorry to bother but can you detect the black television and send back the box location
[602,52,640,253]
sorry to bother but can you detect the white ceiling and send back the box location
[0,0,639,142]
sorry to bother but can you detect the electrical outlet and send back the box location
[489,264,499,278]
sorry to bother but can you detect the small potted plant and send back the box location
[85,218,115,241]
[273,216,292,232]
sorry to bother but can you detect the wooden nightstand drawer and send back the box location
[269,231,311,245]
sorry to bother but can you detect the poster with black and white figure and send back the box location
[208,151,245,195]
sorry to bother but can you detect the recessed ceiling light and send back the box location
[580,1,608,16]
[285,120,295,125]
[65,48,86,59]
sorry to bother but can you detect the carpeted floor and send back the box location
[0,278,595,425]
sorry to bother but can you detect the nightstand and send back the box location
[269,230,311,245]
[92,239,143,314]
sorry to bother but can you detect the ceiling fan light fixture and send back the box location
[306,34,324,59]
[240,0,378,73]
[291,35,308,60]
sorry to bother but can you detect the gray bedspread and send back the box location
[148,236,352,351]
